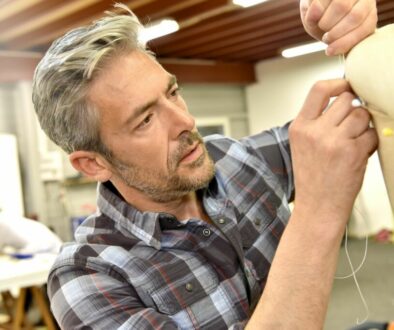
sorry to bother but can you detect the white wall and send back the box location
[246,52,394,236]
[246,52,344,132]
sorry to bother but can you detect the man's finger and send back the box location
[326,8,377,55]
[299,79,351,120]
[303,0,326,27]
[318,0,358,32]
[321,92,355,126]
[355,127,379,156]
[322,0,371,44]
[337,107,371,138]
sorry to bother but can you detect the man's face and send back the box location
[88,51,215,202]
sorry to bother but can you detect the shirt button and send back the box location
[254,218,262,226]
[202,228,211,237]
[218,218,225,224]
[185,283,194,292]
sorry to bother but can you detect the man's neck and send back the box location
[111,181,211,223]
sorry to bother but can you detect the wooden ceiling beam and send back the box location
[151,0,296,48]
[158,4,298,55]
[133,0,184,23]
[217,33,311,61]
[0,0,65,33]
[4,0,156,50]
[0,0,43,21]
[378,17,394,26]
[195,27,307,59]
[0,0,106,43]
[162,10,301,58]
[6,0,231,51]
[229,33,314,61]
[166,0,229,22]
[378,12,394,24]
[375,0,394,27]
[0,51,41,83]
[199,17,301,58]
[378,0,394,12]
[138,0,219,21]
[159,59,256,84]
[193,21,302,59]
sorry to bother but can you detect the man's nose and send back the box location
[167,103,195,137]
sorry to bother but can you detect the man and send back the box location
[32,1,378,329]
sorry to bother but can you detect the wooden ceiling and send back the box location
[1,0,394,84]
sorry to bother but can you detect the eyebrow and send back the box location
[122,74,178,128]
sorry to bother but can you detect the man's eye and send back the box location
[137,114,153,129]
[170,87,180,97]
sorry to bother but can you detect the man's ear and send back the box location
[69,151,112,182]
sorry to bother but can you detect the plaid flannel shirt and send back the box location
[48,124,294,329]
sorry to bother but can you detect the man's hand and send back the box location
[300,0,378,56]
[289,79,378,223]
[247,80,378,330]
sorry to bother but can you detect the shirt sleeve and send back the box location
[48,264,179,329]
[239,122,294,202]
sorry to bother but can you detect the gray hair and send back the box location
[32,4,151,155]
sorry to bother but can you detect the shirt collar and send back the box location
[97,182,163,249]
[96,176,227,249]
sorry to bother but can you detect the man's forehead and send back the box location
[88,51,170,103]
[88,56,178,129]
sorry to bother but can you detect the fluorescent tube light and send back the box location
[140,19,179,42]
[281,41,328,58]
[232,0,269,8]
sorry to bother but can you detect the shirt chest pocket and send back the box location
[146,258,219,315]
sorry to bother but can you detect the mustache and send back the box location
[180,131,203,146]
[172,131,204,165]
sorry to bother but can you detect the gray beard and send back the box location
[107,132,215,203]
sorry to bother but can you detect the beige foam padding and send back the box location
[345,24,394,213]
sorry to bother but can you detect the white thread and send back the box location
[341,226,369,324]
[334,205,370,324]
[335,231,368,280]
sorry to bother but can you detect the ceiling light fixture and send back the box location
[139,19,179,42]
[232,0,269,8]
[281,41,328,58]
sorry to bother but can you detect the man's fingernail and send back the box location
[322,32,329,44]
[325,46,334,56]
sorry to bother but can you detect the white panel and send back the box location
[0,85,17,135]
[13,81,47,221]
[0,134,24,216]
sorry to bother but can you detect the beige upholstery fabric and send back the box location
[345,24,394,215]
